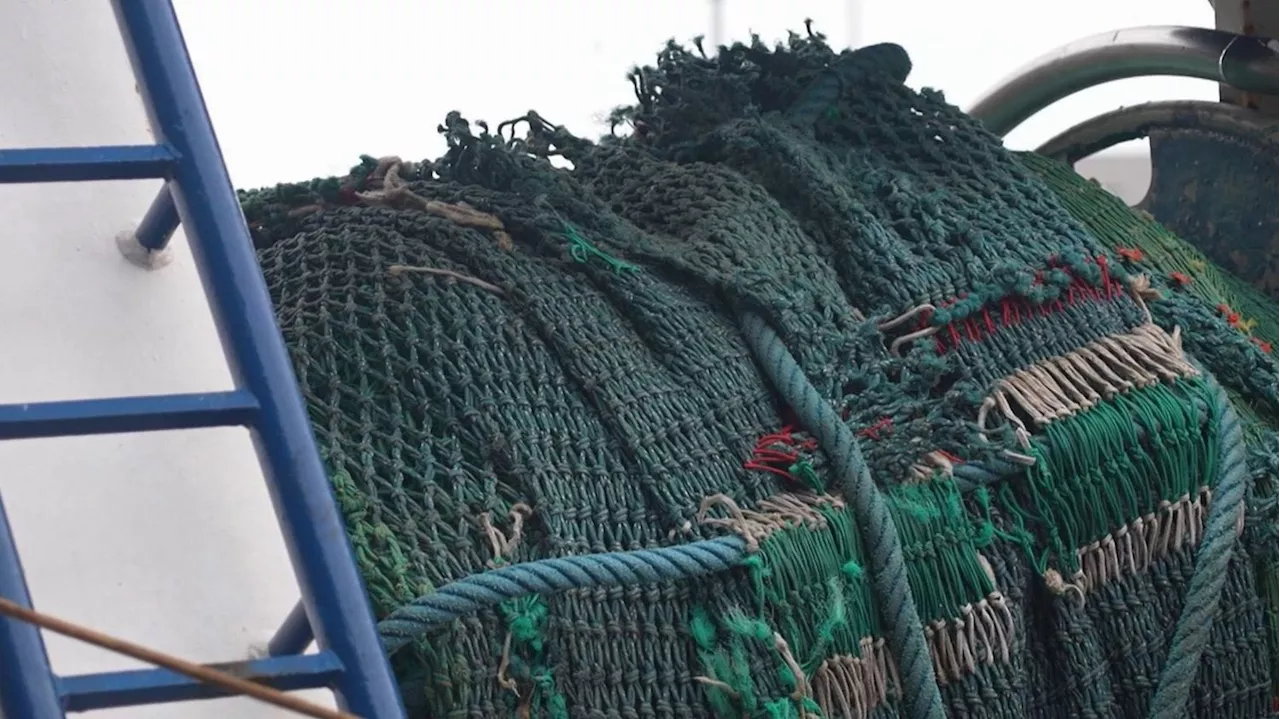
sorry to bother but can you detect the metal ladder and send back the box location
[0,2,405,717]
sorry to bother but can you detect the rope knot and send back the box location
[1042,568,1086,608]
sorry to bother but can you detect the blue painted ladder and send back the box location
[0,2,406,717]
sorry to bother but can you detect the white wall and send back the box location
[0,1,1218,717]
[0,1,329,717]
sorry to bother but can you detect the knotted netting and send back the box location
[240,27,1278,719]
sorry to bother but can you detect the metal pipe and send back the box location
[267,599,315,657]
[710,0,724,48]
[968,26,1278,137]
[134,183,181,251]
[1035,98,1268,163]
[847,0,863,49]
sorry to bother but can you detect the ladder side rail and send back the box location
[108,2,406,716]
[0,494,66,719]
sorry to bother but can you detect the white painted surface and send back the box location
[0,1,331,717]
[0,1,1217,717]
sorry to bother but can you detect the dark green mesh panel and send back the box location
[242,28,1277,719]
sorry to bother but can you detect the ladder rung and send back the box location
[0,145,176,183]
[0,391,259,440]
[57,651,344,711]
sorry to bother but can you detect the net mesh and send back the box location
[240,28,1278,719]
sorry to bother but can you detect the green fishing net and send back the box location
[241,28,1278,719]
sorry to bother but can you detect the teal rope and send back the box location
[951,463,1008,492]
[1147,380,1250,718]
[377,535,746,654]
[737,312,947,719]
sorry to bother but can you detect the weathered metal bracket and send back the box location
[1039,101,1278,294]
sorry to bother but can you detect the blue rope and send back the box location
[377,535,746,654]
[1147,380,1250,718]
[737,311,947,719]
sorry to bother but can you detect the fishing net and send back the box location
[240,28,1279,719]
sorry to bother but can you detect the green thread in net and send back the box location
[1004,378,1219,577]
[499,595,569,719]
[1020,151,1278,444]
[884,477,996,624]
[749,504,880,665]
[563,222,637,275]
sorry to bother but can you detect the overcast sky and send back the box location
[172,0,1217,198]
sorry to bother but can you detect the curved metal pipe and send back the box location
[1035,99,1270,163]
[968,26,1278,138]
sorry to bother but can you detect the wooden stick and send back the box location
[0,597,361,719]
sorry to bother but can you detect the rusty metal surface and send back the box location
[1141,114,1279,294]
[1037,100,1278,294]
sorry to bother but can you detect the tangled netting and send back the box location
[241,26,1279,719]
